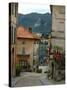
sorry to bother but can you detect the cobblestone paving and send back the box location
[12,72,65,87]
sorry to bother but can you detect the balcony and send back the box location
[17,49,30,56]
[17,51,30,56]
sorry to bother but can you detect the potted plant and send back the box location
[16,64,21,76]
[37,69,42,73]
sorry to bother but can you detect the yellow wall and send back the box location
[16,38,39,70]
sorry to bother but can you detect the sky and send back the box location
[18,2,51,14]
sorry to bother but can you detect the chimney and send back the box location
[29,27,32,33]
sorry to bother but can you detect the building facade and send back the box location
[51,5,65,50]
[9,3,18,77]
[39,35,50,65]
[16,27,40,72]
[49,5,65,80]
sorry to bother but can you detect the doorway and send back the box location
[19,60,28,72]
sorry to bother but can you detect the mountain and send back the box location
[18,13,52,35]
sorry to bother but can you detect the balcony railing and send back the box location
[17,50,30,56]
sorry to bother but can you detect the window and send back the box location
[22,47,25,54]
[33,60,35,65]
[13,27,14,44]
[19,60,27,69]
[11,26,16,44]
[34,41,39,44]
[34,41,36,44]
[37,41,39,44]
[45,41,48,45]
[14,28,16,43]
[11,3,14,15]
[11,26,13,43]
[22,41,25,44]
[59,9,65,14]
[19,60,24,67]
[11,3,18,16]
[15,4,18,17]
[41,61,43,64]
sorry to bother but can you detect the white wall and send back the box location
[39,66,49,73]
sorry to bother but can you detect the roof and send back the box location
[17,26,40,40]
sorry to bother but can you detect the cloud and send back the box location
[18,2,51,14]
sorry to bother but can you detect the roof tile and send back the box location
[17,26,40,40]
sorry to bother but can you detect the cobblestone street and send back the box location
[12,72,65,87]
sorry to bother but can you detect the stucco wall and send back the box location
[51,6,65,50]
[16,38,39,70]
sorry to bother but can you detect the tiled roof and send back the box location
[17,26,40,40]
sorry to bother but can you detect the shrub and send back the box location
[53,46,63,51]
[16,64,21,76]
[37,69,42,73]
[29,69,32,72]
[44,71,48,73]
